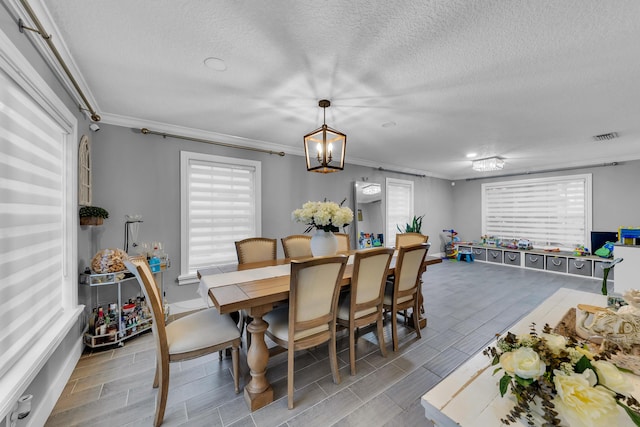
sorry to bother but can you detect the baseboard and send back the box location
[26,335,84,427]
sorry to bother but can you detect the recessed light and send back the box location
[381,121,396,128]
[204,57,227,71]
[466,152,477,158]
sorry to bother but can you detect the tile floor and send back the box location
[45,260,605,426]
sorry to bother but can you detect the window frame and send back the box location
[0,26,80,417]
[385,177,414,248]
[179,151,261,285]
[481,174,592,250]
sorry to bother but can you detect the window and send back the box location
[385,177,414,247]
[482,174,592,250]
[0,29,79,413]
[179,151,261,284]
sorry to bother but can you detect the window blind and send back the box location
[181,152,261,281]
[385,178,414,248]
[482,174,592,250]
[0,69,67,379]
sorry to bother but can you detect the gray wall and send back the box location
[451,161,640,244]
[88,124,454,302]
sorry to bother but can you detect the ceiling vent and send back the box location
[593,132,618,141]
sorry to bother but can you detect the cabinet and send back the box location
[80,271,153,348]
[463,244,613,281]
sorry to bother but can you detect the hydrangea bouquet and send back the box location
[292,199,353,233]
[484,323,640,426]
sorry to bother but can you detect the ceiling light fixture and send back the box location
[472,156,505,172]
[204,57,227,71]
[304,99,346,173]
[362,184,381,195]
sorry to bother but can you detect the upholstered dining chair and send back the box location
[336,247,394,375]
[235,237,277,264]
[395,232,429,248]
[264,255,348,409]
[383,243,429,351]
[334,232,351,253]
[124,256,241,427]
[281,234,313,259]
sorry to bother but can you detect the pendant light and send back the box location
[303,100,346,173]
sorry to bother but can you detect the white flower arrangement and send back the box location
[484,323,640,426]
[292,199,353,233]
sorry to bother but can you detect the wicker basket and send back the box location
[80,216,104,226]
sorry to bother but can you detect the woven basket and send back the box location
[80,216,104,226]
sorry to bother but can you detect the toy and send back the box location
[443,229,458,259]
[517,239,533,250]
[594,241,615,258]
[573,245,589,256]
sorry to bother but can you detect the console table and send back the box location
[421,288,639,426]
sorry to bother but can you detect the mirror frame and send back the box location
[353,181,385,248]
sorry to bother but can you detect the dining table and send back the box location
[197,250,442,411]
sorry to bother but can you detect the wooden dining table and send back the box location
[198,251,442,411]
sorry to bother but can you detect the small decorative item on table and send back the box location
[291,199,353,256]
[484,323,640,426]
[91,248,129,273]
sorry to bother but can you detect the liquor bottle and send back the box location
[95,306,105,335]
[89,307,97,334]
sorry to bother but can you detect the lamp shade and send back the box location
[304,100,346,173]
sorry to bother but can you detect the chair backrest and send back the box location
[235,237,277,264]
[281,234,313,259]
[395,232,429,248]
[334,233,351,252]
[124,256,168,362]
[393,243,429,294]
[289,255,348,342]
[351,247,394,309]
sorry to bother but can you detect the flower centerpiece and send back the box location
[292,199,353,256]
[484,323,640,426]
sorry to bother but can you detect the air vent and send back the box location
[593,132,618,141]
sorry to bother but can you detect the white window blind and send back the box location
[385,178,414,248]
[482,174,592,250]
[0,49,77,408]
[180,152,261,283]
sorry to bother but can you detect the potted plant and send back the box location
[397,214,425,234]
[79,206,109,226]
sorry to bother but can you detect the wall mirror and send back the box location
[353,181,385,248]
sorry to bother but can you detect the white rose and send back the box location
[506,347,546,379]
[592,360,633,396]
[541,333,566,354]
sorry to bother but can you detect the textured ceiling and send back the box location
[16,0,640,179]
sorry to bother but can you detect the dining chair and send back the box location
[383,243,429,351]
[264,255,348,409]
[235,237,277,264]
[336,247,394,375]
[124,256,241,427]
[334,232,351,252]
[395,232,429,248]
[281,234,313,259]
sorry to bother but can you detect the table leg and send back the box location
[244,306,274,411]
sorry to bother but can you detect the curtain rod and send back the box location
[140,128,286,156]
[377,167,426,178]
[18,0,100,122]
[464,162,619,181]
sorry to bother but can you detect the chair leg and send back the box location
[287,347,295,409]
[153,360,160,388]
[392,309,399,352]
[376,315,387,358]
[154,360,170,427]
[231,345,240,393]
[329,328,342,385]
[413,302,422,340]
[349,324,356,376]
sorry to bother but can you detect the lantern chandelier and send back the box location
[304,99,346,173]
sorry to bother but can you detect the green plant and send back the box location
[397,214,424,234]
[79,206,109,219]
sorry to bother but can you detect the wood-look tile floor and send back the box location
[46,261,605,427]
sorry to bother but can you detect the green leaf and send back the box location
[499,373,512,397]
[574,355,593,374]
[514,376,534,388]
[491,354,500,366]
[617,400,640,426]
[493,367,502,376]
